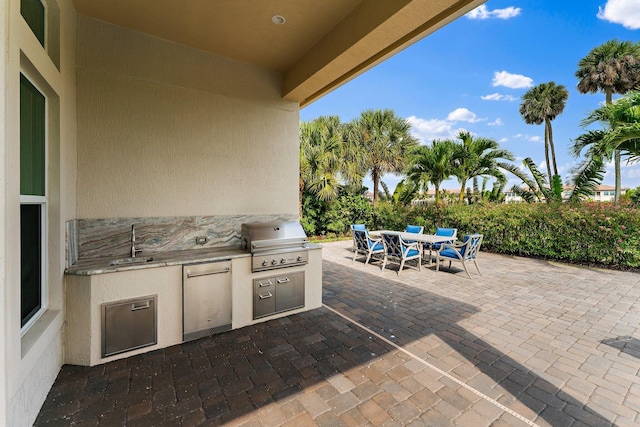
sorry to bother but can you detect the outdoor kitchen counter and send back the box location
[64,247,251,275]
[64,244,323,366]
[65,243,322,275]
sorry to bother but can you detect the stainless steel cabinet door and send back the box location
[102,296,157,357]
[275,272,304,313]
[183,261,232,341]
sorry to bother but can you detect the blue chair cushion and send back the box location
[435,228,456,237]
[406,225,422,234]
[352,224,366,231]
[439,248,459,259]
[406,248,420,257]
[370,242,384,251]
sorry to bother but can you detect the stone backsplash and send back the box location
[66,214,297,264]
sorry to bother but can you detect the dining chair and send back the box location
[436,234,483,279]
[381,232,421,275]
[405,225,424,234]
[352,229,384,266]
[424,227,457,262]
[351,224,367,250]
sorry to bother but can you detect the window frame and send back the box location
[20,72,48,335]
[21,0,47,47]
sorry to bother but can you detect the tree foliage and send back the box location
[519,82,569,184]
[575,39,640,203]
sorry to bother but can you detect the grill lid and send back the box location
[241,221,308,253]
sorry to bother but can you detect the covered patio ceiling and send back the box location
[72,0,486,106]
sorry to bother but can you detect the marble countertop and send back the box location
[65,243,322,276]
[65,247,251,275]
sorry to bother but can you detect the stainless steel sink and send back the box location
[108,257,154,266]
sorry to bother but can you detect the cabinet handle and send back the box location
[277,277,290,284]
[131,301,150,311]
[258,280,273,287]
[259,292,273,300]
[186,267,230,278]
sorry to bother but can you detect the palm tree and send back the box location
[519,82,569,184]
[347,109,418,208]
[450,130,517,203]
[571,90,640,201]
[405,139,458,206]
[299,116,344,205]
[575,39,640,203]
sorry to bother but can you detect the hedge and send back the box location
[368,202,640,269]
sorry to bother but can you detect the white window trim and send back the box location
[19,72,49,336]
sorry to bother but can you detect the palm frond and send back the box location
[568,157,605,202]
[510,184,538,203]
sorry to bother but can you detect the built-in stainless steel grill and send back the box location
[241,221,309,272]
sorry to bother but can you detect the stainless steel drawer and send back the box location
[102,295,157,357]
[253,277,275,319]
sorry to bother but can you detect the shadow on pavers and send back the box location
[323,259,614,427]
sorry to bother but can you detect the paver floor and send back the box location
[36,241,640,426]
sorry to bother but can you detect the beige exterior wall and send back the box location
[2,0,77,425]
[0,0,7,421]
[76,16,301,219]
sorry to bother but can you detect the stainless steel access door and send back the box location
[182,260,232,342]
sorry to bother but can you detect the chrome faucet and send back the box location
[130,224,143,258]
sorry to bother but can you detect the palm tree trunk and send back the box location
[434,184,440,206]
[459,181,466,203]
[615,150,621,203]
[372,168,379,209]
[546,118,559,177]
[544,125,553,186]
[602,89,622,204]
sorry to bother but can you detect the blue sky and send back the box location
[300,0,640,193]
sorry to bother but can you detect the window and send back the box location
[20,73,47,330]
[21,0,45,47]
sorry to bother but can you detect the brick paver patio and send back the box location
[36,240,640,426]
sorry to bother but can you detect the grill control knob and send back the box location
[271,259,278,265]
[296,256,303,262]
[280,258,287,264]
[262,260,268,267]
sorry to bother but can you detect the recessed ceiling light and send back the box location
[272,15,286,25]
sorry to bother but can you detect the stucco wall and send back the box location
[76,16,301,219]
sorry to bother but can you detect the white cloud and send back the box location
[447,107,485,123]
[488,118,503,126]
[406,116,456,142]
[513,133,541,142]
[499,137,509,143]
[492,71,533,89]
[481,93,518,101]
[466,5,521,20]
[597,0,640,29]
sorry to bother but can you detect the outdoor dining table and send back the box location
[369,230,454,265]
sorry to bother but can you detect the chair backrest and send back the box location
[435,227,457,240]
[353,229,370,251]
[405,225,424,234]
[381,233,404,258]
[460,234,483,260]
[352,224,366,231]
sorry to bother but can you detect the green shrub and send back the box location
[383,202,640,269]
[303,194,640,269]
